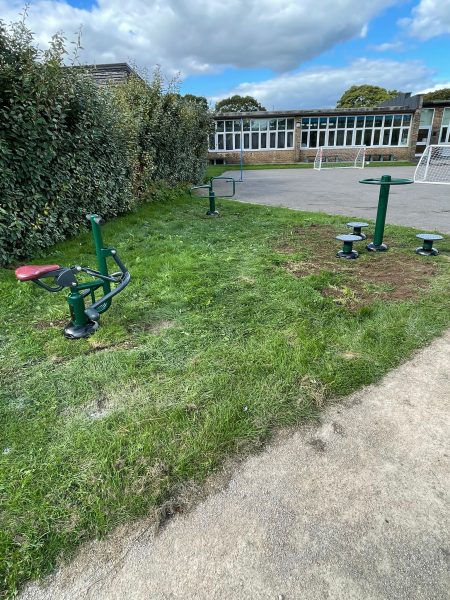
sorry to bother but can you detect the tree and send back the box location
[215,95,266,113]
[336,85,400,108]
[424,88,450,101]
[183,93,209,111]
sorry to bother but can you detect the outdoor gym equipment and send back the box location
[359,175,413,251]
[189,176,236,216]
[415,233,443,256]
[347,221,369,240]
[15,214,130,339]
[336,234,361,259]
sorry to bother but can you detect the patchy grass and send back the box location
[1,191,449,597]
[206,161,415,179]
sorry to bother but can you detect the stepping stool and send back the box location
[336,234,361,259]
[347,221,369,240]
[415,233,443,256]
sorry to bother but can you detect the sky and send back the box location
[1,0,450,109]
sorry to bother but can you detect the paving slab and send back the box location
[225,167,450,234]
[20,330,450,600]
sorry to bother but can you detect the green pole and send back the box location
[367,175,391,251]
[89,214,111,295]
[207,189,218,216]
[67,290,89,327]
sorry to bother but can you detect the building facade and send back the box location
[208,93,450,165]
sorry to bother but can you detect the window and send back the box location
[419,108,434,127]
[298,112,413,148]
[210,117,295,151]
[439,108,450,144]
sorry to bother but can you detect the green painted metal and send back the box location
[359,175,413,251]
[189,176,236,217]
[67,290,89,327]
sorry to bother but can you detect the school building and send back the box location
[208,93,450,164]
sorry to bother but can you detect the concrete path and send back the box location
[225,167,450,233]
[21,331,450,600]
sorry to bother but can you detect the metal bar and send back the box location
[373,175,391,247]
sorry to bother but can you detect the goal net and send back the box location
[414,144,450,185]
[314,146,366,170]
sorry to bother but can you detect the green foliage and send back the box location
[336,85,400,108]
[215,94,266,113]
[0,19,211,266]
[112,70,211,190]
[0,18,134,266]
[423,88,450,101]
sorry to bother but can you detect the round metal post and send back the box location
[207,189,219,216]
[368,174,391,251]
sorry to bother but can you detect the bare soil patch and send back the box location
[279,225,437,308]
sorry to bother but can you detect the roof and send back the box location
[68,62,143,86]
[377,92,422,110]
[214,105,416,120]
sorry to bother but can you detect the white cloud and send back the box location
[0,0,400,75]
[415,81,450,94]
[212,58,435,109]
[400,0,450,39]
[371,41,404,51]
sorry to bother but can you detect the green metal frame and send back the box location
[359,175,413,251]
[189,176,236,216]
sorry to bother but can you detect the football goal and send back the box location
[314,146,366,170]
[414,144,450,185]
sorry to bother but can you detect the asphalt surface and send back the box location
[224,167,450,234]
[21,331,450,600]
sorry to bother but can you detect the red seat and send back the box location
[15,264,61,281]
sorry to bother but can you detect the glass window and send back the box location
[287,118,295,130]
[218,135,224,149]
[329,116,337,128]
[251,120,259,131]
[336,130,345,146]
[269,119,277,131]
[301,131,308,147]
[301,117,310,128]
[278,131,286,147]
[251,132,259,148]
[364,129,372,146]
[400,129,408,145]
[419,108,434,127]
[365,116,374,127]
[346,130,353,145]
[440,127,448,143]
[356,116,364,128]
[259,119,269,131]
[374,115,383,127]
[234,133,241,148]
[226,133,233,150]
[319,131,326,146]
[310,117,318,129]
[287,131,294,147]
[320,117,327,129]
[310,131,318,147]
[216,121,224,132]
[234,120,242,131]
[261,132,267,148]
[346,116,355,128]
[225,121,233,132]
[338,117,346,128]
[384,115,393,127]
[391,128,400,145]
[243,119,250,131]
[270,132,276,148]
[328,130,335,146]
[355,130,363,145]
[393,115,402,127]
[442,108,450,126]
[383,129,390,145]
[402,114,412,125]
[277,119,286,131]
[244,133,250,149]
[373,130,380,145]
[209,135,215,150]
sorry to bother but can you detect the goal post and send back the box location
[414,144,450,185]
[314,145,366,170]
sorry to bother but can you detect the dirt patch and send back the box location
[279,225,438,308]
[33,319,67,330]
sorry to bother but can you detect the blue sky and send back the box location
[1,0,450,108]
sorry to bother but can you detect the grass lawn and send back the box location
[206,161,415,179]
[1,191,450,597]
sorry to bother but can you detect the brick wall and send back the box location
[208,150,297,164]
[430,107,445,145]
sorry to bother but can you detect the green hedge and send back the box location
[0,20,211,266]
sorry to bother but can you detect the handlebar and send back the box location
[84,249,130,320]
